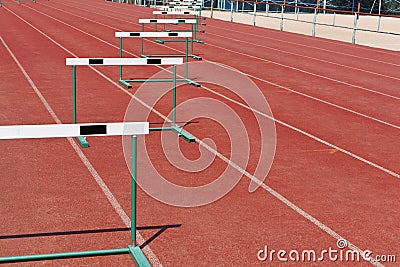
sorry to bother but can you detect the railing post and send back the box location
[332,12,336,26]
[230,0,234,21]
[352,13,358,44]
[253,0,257,26]
[312,8,317,37]
[377,15,381,32]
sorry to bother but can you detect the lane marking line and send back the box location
[4,7,394,267]
[0,34,163,267]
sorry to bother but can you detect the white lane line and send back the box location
[24,3,400,176]
[47,1,400,103]
[207,31,400,82]
[4,7,390,267]
[201,11,400,58]
[207,24,400,66]
[205,42,400,101]
[68,0,400,67]
[35,1,400,131]
[0,24,163,267]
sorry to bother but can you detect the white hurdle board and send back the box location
[153,10,199,15]
[0,122,149,140]
[66,57,183,66]
[168,1,203,5]
[158,5,202,10]
[138,19,197,24]
[115,32,192,38]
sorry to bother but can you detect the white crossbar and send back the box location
[139,19,197,24]
[66,57,183,66]
[169,1,203,5]
[158,6,202,10]
[0,122,149,139]
[153,10,199,15]
[115,32,192,38]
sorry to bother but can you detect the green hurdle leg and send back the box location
[72,66,89,148]
[119,37,123,81]
[118,37,132,88]
[129,135,151,266]
[171,65,195,142]
[172,65,177,125]
[131,135,137,246]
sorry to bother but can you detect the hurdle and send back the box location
[141,17,203,44]
[66,57,195,145]
[115,31,200,87]
[153,10,206,36]
[0,122,151,266]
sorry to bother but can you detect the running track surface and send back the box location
[0,1,399,266]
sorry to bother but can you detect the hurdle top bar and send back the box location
[153,10,199,15]
[159,5,202,10]
[138,19,197,24]
[115,32,192,38]
[66,58,183,66]
[167,0,204,4]
[168,1,203,5]
[0,122,149,140]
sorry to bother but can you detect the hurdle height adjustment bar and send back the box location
[0,122,151,266]
[115,31,200,88]
[66,57,195,145]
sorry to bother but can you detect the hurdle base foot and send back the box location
[128,245,152,267]
[190,55,202,60]
[171,126,196,142]
[154,40,165,44]
[76,136,89,148]
[119,80,132,89]
[185,79,201,87]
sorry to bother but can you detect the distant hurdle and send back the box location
[115,31,201,87]
[153,10,205,36]
[66,57,195,145]
[139,19,204,44]
[0,122,151,266]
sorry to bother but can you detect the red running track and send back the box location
[0,0,399,266]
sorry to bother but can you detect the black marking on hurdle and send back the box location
[89,59,104,65]
[147,58,162,64]
[178,19,185,23]
[130,32,141,36]
[150,19,157,23]
[80,125,107,135]
[184,11,190,14]
[162,11,167,14]
[168,32,178,36]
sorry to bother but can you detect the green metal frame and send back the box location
[118,34,201,89]
[147,65,195,142]
[72,63,194,145]
[71,65,89,148]
[154,10,205,43]
[0,136,152,266]
[147,22,203,59]
[154,22,204,45]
